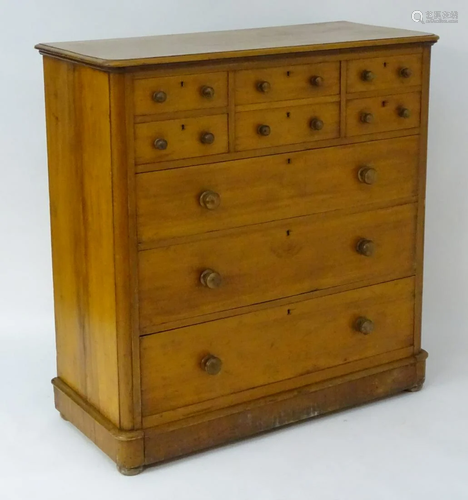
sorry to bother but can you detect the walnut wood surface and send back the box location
[35,21,438,69]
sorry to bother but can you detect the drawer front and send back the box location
[235,62,340,105]
[137,136,419,244]
[133,72,228,116]
[346,92,421,137]
[347,54,422,93]
[139,204,416,331]
[141,278,415,416]
[236,101,340,151]
[134,114,228,164]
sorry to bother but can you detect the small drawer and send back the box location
[347,54,422,93]
[134,114,228,164]
[136,136,419,245]
[133,72,228,116]
[235,101,340,151]
[346,92,421,137]
[235,62,340,105]
[138,204,416,331]
[141,278,415,416]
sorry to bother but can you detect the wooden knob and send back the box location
[310,118,324,130]
[399,67,412,79]
[152,91,167,103]
[358,167,377,185]
[310,75,324,87]
[256,81,271,93]
[360,112,374,124]
[200,269,222,289]
[356,239,375,257]
[257,124,271,136]
[398,107,411,119]
[201,86,215,98]
[354,317,375,335]
[201,355,222,375]
[200,132,215,144]
[361,70,375,82]
[153,138,168,150]
[199,190,221,210]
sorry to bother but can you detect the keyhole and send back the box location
[286,112,290,118]
[180,81,184,87]
[286,71,291,77]
[287,158,291,164]
[383,62,387,67]
[381,100,388,107]
[287,309,292,315]
[181,124,185,130]
[286,230,291,236]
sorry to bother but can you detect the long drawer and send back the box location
[136,136,419,245]
[141,277,415,416]
[138,203,417,331]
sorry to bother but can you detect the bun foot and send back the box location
[406,379,425,392]
[117,465,144,476]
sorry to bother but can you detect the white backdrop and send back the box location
[1,1,467,498]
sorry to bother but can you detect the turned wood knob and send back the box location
[200,85,215,98]
[399,67,412,79]
[310,75,324,87]
[200,132,215,144]
[361,70,375,82]
[360,112,374,124]
[354,317,375,335]
[257,124,271,136]
[201,355,222,375]
[153,138,168,150]
[310,118,324,130]
[358,167,377,185]
[398,107,411,119]
[199,190,221,210]
[356,239,375,257]
[256,81,271,93]
[152,90,167,103]
[200,269,222,289]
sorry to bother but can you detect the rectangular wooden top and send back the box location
[35,21,438,69]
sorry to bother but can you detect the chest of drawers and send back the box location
[36,21,438,475]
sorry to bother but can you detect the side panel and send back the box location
[44,57,121,426]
